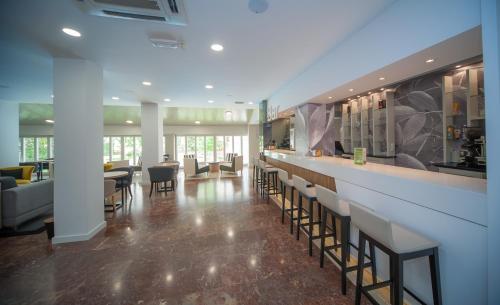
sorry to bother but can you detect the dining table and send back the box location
[104,171,128,210]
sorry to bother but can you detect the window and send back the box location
[23,138,35,162]
[124,136,134,165]
[225,136,233,154]
[49,137,54,159]
[196,136,205,162]
[111,137,122,161]
[205,136,214,162]
[216,136,225,161]
[176,136,186,166]
[134,136,142,165]
[174,135,250,166]
[186,136,196,156]
[36,137,48,160]
[103,137,110,163]
[233,136,242,156]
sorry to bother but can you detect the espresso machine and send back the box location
[459,127,486,167]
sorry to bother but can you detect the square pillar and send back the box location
[52,59,105,243]
[141,102,163,181]
[0,103,19,167]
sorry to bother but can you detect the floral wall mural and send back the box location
[293,65,481,172]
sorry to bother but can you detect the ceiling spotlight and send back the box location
[357,95,360,98]
[347,98,351,101]
[328,96,332,99]
[210,44,224,52]
[50,94,54,98]
[349,88,354,92]
[208,100,214,104]
[426,58,435,63]
[45,119,54,124]
[248,0,269,14]
[379,77,385,81]
[164,98,171,102]
[62,27,81,37]
[142,81,152,86]
[455,65,462,68]
[248,101,253,105]
[368,92,372,94]
[125,120,133,124]
[194,121,201,124]
[112,96,120,100]
[205,84,214,89]
[380,88,385,91]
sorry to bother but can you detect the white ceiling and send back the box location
[0,0,395,108]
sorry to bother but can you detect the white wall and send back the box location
[248,124,260,162]
[141,103,163,180]
[269,0,481,110]
[0,103,19,167]
[481,0,500,304]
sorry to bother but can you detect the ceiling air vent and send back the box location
[234,101,245,105]
[77,0,188,26]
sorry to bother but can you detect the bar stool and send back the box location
[251,156,259,189]
[258,160,278,201]
[350,203,442,305]
[277,168,297,234]
[316,185,377,295]
[292,175,323,256]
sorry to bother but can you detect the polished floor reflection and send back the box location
[0,169,364,305]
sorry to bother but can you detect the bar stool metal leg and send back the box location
[296,193,302,240]
[289,187,295,234]
[355,234,366,305]
[281,182,286,223]
[429,248,442,305]
[308,198,314,256]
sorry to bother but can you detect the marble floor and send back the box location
[0,169,366,305]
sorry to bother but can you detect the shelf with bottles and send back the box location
[371,90,395,157]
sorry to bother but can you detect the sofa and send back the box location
[0,176,53,229]
[0,166,35,185]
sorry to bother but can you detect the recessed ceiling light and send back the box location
[205,84,214,89]
[125,120,133,124]
[426,58,435,63]
[248,101,253,105]
[379,77,385,81]
[357,95,360,98]
[347,98,351,101]
[142,81,152,86]
[45,119,54,124]
[112,96,119,100]
[50,94,54,98]
[368,92,372,94]
[455,65,462,68]
[164,98,171,102]
[349,88,354,92]
[210,43,224,52]
[194,121,201,124]
[328,96,332,99]
[62,27,81,37]
[208,100,214,104]
[380,88,385,91]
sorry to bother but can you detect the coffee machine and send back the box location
[459,127,486,167]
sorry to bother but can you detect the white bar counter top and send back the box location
[264,149,488,305]
[265,150,487,226]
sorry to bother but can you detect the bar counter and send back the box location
[264,149,487,305]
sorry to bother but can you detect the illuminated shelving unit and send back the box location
[341,103,352,153]
[371,90,395,157]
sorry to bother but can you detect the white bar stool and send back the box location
[316,185,376,295]
[277,168,297,234]
[350,202,442,305]
[292,175,322,256]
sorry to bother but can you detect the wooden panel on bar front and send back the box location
[265,156,336,191]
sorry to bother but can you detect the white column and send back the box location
[141,102,163,181]
[482,0,500,304]
[0,103,19,167]
[52,59,105,244]
[248,124,260,160]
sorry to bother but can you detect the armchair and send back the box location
[184,158,209,177]
[220,155,243,175]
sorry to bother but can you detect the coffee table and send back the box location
[209,162,220,173]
